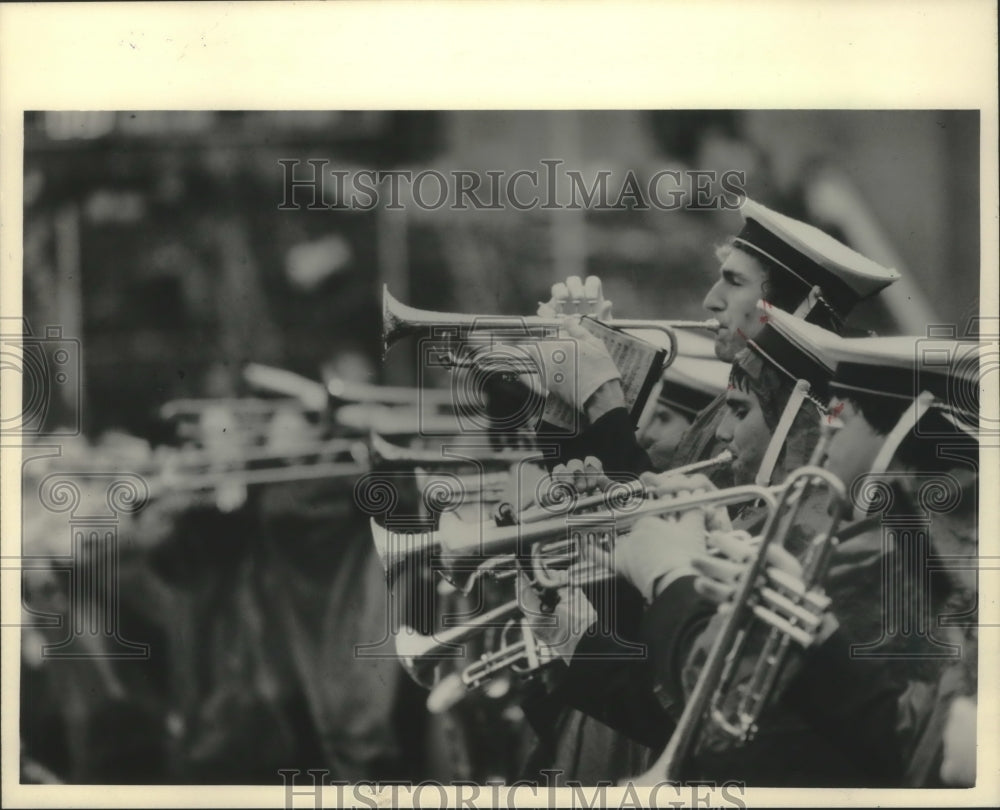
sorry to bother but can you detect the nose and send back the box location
[702,279,725,314]
[715,410,734,445]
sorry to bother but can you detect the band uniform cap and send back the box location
[745,302,841,401]
[658,354,730,418]
[826,334,982,422]
[735,198,901,317]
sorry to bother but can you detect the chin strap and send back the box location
[792,285,823,319]
[852,390,936,520]
[755,379,811,487]
[791,285,844,332]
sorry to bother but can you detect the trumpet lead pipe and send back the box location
[396,598,523,665]
[516,449,734,524]
[373,482,780,570]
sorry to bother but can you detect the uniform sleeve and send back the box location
[546,407,653,477]
[639,575,717,717]
[551,627,673,750]
[548,575,717,747]
[780,627,914,782]
[529,575,674,749]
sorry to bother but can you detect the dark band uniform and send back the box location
[640,327,979,786]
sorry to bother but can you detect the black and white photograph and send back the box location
[1,4,997,809]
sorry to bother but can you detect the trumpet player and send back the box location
[516,199,902,785]
[534,198,901,481]
[610,326,980,787]
[636,338,730,471]
[521,305,843,775]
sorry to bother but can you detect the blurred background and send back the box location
[23,110,980,438]
[17,110,980,785]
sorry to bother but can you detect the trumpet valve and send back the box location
[753,582,830,648]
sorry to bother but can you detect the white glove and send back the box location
[544,456,611,502]
[546,316,622,411]
[639,471,733,534]
[517,572,596,663]
[538,275,613,321]
[491,316,622,417]
[613,511,709,603]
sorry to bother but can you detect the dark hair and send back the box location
[730,352,822,474]
[729,355,794,432]
[847,391,909,436]
[716,239,844,334]
[848,394,979,474]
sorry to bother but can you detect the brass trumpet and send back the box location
[159,396,305,421]
[369,431,540,469]
[145,438,371,499]
[393,598,522,685]
[382,285,720,358]
[369,479,780,583]
[325,375,456,411]
[244,362,462,420]
[335,405,468,438]
[631,465,847,785]
[515,450,734,526]
[460,617,559,691]
[393,597,560,694]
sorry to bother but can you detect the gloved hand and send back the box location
[612,510,709,603]
[690,531,797,604]
[544,455,612,503]
[544,316,623,414]
[492,316,623,419]
[538,275,613,321]
[638,471,733,534]
[517,571,597,663]
[494,462,545,512]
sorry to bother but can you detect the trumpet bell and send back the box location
[382,284,721,359]
[383,285,556,356]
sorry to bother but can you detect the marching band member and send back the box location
[612,324,979,786]
[520,200,901,784]
[636,337,729,471]
[534,307,843,768]
[536,198,902,481]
